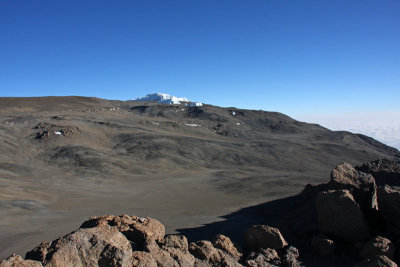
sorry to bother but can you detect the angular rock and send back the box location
[143,240,180,267]
[0,254,42,267]
[355,255,398,267]
[282,246,301,267]
[357,159,400,186]
[26,224,133,267]
[212,234,242,261]
[189,240,242,267]
[360,236,395,260]
[25,242,50,263]
[163,235,188,251]
[329,162,378,212]
[132,251,157,267]
[243,225,288,250]
[80,214,165,249]
[189,241,219,262]
[315,190,370,242]
[158,235,195,266]
[377,186,400,236]
[245,248,280,267]
[311,234,335,257]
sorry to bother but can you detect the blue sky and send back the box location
[0,0,399,116]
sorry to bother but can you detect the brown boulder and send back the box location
[377,186,400,236]
[355,255,398,267]
[132,251,157,267]
[329,162,378,212]
[189,241,219,262]
[143,240,180,267]
[311,234,335,257]
[243,225,288,250]
[315,190,370,242]
[163,235,189,251]
[0,254,42,267]
[189,240,242,267]
[360,236,395,260]
[161,235,195,266]
[26,224,133,267]
[80,214,165,248]
[212,234,242,261]
[162,247,195,267]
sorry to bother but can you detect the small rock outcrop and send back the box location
[80,214,165,248]
[315,189,370,242]
[0,254,42,267]
[189,240,242,266]
[329,162,378,212]
[281,246,301,267]
[360,236,395,260]
[356,159,400,186]
[245,248,280,267]
[212,234,242,261]
[26,223,133,267]
[243,225,288,250]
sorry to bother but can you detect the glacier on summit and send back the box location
[129,93,203,106]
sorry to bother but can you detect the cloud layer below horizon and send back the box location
[295,111,400,151]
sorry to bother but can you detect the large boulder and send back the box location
[329,162,378,212]
[377,186,400,236]
[243,225,288,250]
[355,255,398,267]
[0,254,42,267]
[360,236,395,260]
[80,214,165,248]
[315,190,370,242]
[26,223,133,267]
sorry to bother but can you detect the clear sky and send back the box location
[0,0,399,116]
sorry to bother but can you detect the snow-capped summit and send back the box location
[129,93,203,106]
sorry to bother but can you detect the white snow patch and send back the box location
[152,122,160,125]
[232,111,236,116]
[129,93,203,106]
[185,123,200,127]
[54,131,62,135]
[236,122,240,125]
[186,102,203,107]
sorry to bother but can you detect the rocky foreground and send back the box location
[2,159,400,267]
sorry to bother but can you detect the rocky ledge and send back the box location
[1,159,400,267]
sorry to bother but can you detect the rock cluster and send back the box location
[1,159,400,266]
[0,214,301,267]
[303,161,400,266]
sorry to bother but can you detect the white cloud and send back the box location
[294,111,400,150]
